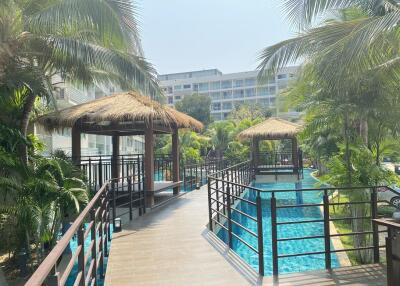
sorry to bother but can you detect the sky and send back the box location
[137,0,295,75]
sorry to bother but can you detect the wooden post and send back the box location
[172,128,180,195]
[111,134,120,179]
[144,121,154,207]
[71,125,81,166]
[292,137,299,173]
[252,138,259,172]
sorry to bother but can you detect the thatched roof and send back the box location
[238,117,302,140]
[37,91,203,133]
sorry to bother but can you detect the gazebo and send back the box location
[238,117,302,176]
[37,91,203,207]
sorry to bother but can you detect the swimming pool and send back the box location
[66,226,113,286]
[218,169,340,275]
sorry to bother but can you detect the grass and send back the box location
[329,194,374,265]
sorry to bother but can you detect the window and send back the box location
[234,79,243,88]
[59,88,65,99]
[210,92,221,100]
[257,87,268,96]
[210,81,221,90]
[174,85,182,91]
[212,102,221,111]
[269,86,276,94]
[259,99,269,106]
[277,74,287,79]
[223,113,230,119]
[245,88,255,97]
[212,113,222,121]
[167,86,173,94]
[278,82,287,89]
[245,78,256,86]
[199,82,209,91]
[222,102,232,110]
[193,84,199,91]
[270,97,276,105]
[183,84,191,89]
[221,80,232,89]
[222,91,232,99]
[168,97,173,104]
[175,95,181,100]
[233,89,244,98]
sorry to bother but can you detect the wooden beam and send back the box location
[79,122,174,135]
[111,134,120,179]
[144,121,155,207]
[252,138,259,170]
[172,128,180,195]
[71,125,81,165]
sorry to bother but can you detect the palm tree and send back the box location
[0,0,161,162]
[258,2,400,86]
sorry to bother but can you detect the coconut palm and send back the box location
[0,0,161,162]
[258,2,400,85]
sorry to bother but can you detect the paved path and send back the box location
[105,186,387,286]
[105,186,256,286]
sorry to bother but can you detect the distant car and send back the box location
[377,187,400,208]
[383,157,392,163]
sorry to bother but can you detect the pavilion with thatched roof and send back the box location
[238,117,302,176]
[37,91,203,206]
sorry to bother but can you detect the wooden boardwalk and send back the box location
[105,186,387,286]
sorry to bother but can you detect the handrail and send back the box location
[207,160,394,277]
[26,174,145,286]
[26,184,109,286]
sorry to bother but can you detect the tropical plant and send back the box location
[175,94,212,125]
[0,0,161,162]
[0,139,88,266]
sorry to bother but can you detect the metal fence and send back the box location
[207,161,399,276]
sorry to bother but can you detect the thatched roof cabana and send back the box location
[37,91,203,134]
[37,91,203,207]
[238,117,301,140]
[238,118,303,177]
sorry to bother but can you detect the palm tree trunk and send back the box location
[360,117,368,145]
[20,92,36,164]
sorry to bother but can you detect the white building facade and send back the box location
[159,67,299,121]
[36,81,144,156]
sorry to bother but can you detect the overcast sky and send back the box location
[138,0,295,75]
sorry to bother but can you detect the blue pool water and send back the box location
[66,226,113,286]
[218,169,340,275]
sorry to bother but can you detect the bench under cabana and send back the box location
[37,91,203,207]
[238,117,302,177]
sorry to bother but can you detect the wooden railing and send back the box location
[25,174,145,286]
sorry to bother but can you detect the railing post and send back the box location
[128,176,133,221]
[112,180,116,231]
[215,179,220,223]
[323,190,331,269]
[226,184,233,249]
[221,172,226,215]
[99,194,105,277]
[98,157,103,188]
[271,193,278,276]
[77,225,85,286]
[90,208,98,286]
[371,187,380,263]
[207,179,213,231]
[256,191,264,276]
[46,265,60,286]
[104,184,110,256]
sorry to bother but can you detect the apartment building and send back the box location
[159,67,299,121]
